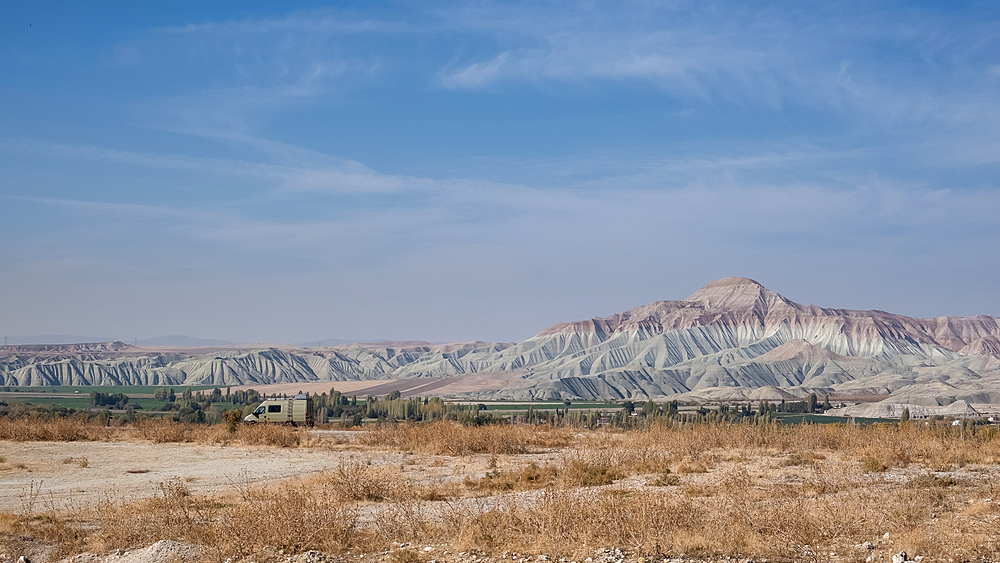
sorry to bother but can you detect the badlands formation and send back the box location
[3,277,1000,406]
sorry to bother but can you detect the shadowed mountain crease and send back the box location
[3,278,1000,404]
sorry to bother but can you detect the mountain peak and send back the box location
[686,277,781,311]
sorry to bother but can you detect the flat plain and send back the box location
[2,420,1000,563]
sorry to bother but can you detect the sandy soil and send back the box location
[0,438,353,512]
[4,430,1000,563]
[0,432,519,515]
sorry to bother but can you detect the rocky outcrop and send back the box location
[3,277,1000,402]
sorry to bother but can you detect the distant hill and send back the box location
[138,335,234,347]
[297,338,356,347]
[3,277,1000,406]
[3,334,114,345]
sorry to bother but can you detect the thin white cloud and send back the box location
[0,138,424,195]
[436,1,1000,131]
[156,12,423,37]
[0,138,283,178]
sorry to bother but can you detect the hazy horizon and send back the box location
[3,1,999,343]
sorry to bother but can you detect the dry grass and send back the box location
[464,463,559,491]
[359,421,573,455]
[0,416,115,442]
[0,416,313,447]
[61,456,89,468]
[3,421,1000,562]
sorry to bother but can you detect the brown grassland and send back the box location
[2,418,1000,563]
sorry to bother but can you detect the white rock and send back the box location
[892,551,908,563]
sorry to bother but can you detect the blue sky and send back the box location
[2,0,1000,344]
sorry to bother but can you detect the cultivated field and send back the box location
[2,420,1000,563]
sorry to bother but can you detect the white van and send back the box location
[244,394,314,426]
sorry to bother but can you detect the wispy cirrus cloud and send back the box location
[436,1,1000,126]
[0,138,423,195]
[4,1,1000,341]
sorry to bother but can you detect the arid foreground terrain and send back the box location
[2,419,1000,563]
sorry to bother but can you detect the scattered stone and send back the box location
[862,542,874,550]
[892,551,908,563]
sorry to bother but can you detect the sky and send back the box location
[2,0,1000,344]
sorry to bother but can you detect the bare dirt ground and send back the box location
[0,439,349,512]
[4,424,1000,563]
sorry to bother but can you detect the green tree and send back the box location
[807,393,818,413]
[757,400,770,416]
[642,400,657,416]
[900,408,910,423]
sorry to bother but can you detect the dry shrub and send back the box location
[676,457,708,474]
[460,488,704,556]
[135,419,191,443]
[782,451,825,466]
[235,423,305,447]
[0,511,88,560]
[456,468,964,560]
[322,458,404,501]
[649,472,680,486]
[0,416,310,447]
[0,416,114,442]
[91,479,208,551]
[77,456,89,468]
[390,549,425,563]
[906,472,962,490]
[465,463,558,491]
[360,422,571,455]
[571,431,673,474]
[91,477,362,557]
[217,481,361,556]
[560,460,622,487]
[10,420,1000,563]
[860,454,889,473]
